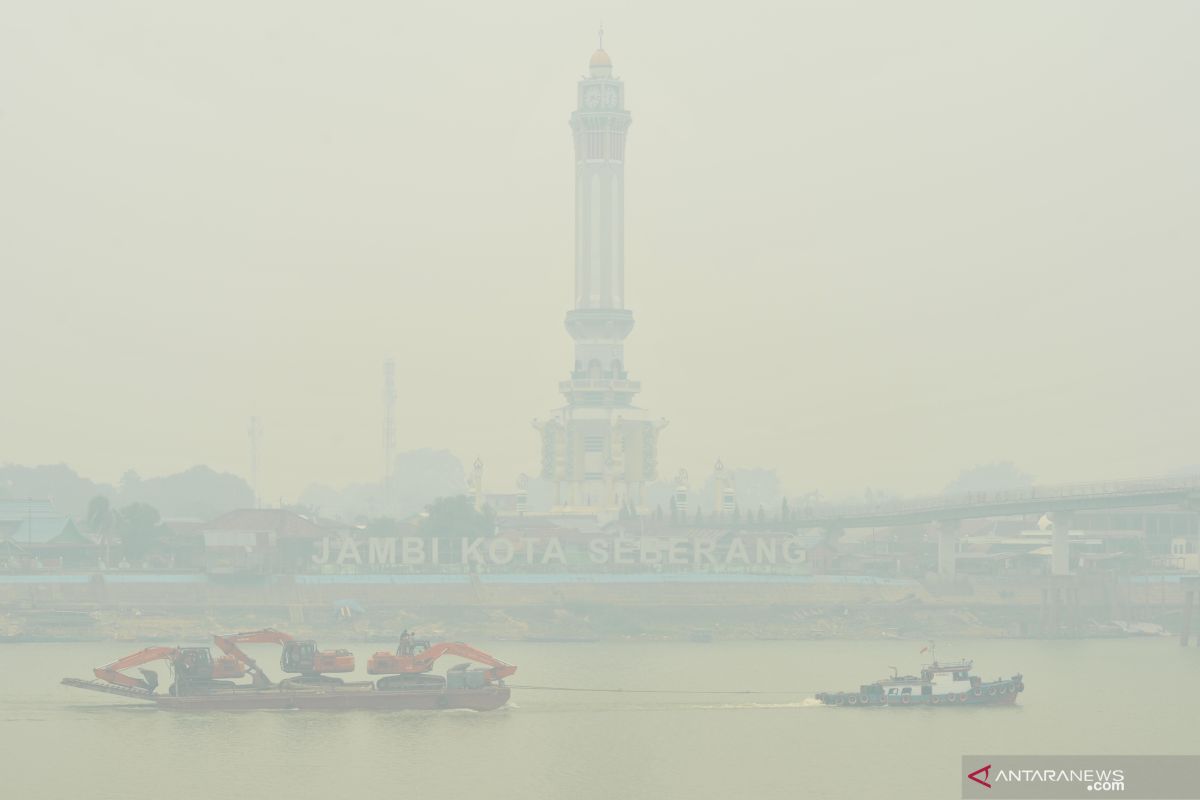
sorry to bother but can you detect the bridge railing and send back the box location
[795,475,1200,522]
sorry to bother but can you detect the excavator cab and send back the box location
[368,635,427,674]
[172,647,244,681]
[400,638,430,657]
[169,647,246,694]
[280,640,355,675]
[173,647,214,680]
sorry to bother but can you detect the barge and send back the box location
[61,675,511,711]
[61,629,515,712]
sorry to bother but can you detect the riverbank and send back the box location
[0,600,1180,643]
[2,570,1191,642]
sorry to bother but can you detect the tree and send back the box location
[421,495,494,540]
[86,495,116,562]
[119,465,253,520]
[0,464,111,518]
[301,449,469,521]
[86,495,113,534]
[780,497,790,523]
[120,470,142,494]
[115,502,166,561]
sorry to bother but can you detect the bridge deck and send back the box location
[796,478,1200,529]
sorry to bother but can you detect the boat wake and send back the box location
[684,699,820,710]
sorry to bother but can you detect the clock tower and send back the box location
[534,43,666,514]
[571,46,630,311]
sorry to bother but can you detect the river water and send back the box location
[2,638,1197,799]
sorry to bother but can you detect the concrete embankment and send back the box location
[0,571,1190,642]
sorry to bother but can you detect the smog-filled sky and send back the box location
[2,1,1198,503]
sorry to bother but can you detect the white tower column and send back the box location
[534,42,666,515]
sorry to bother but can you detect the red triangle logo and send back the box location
[968,764,992,788]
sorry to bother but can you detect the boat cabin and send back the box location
[864,659,980,699]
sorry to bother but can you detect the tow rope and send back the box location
[507,684,816,695]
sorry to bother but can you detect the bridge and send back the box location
[795,476,1200,577]
[797,476,1200,529]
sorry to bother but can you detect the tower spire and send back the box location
[598,22,604,51]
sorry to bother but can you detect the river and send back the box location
[2,638,1197,799]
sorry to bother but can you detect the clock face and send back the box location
[603,87,618,108]
[585,87,601,108]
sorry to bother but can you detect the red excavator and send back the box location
[213,628,355,687]
[367,632,516,691]
[93,646,245,694]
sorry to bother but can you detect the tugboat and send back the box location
[816,645,1023,707]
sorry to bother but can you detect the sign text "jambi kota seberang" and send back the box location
[311,536,807,567]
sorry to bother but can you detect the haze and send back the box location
[2,0,1198,503]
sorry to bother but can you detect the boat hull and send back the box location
[816,677,1023,707]
[62,677,510,711]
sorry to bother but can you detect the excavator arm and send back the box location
[217,628,295,645]
[212,628,353,679]
[371,641,516,683]
[420,643,516,682]
[93,646,181,691]
[213,632,276,688]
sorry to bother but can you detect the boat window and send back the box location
[901,687,911,695]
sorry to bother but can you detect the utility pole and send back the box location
[471,458,484,512]
[248,417,262,509]
[383,358,397,512]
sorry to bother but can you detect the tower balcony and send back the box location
[559,378,642,407]
[565,308,635,340]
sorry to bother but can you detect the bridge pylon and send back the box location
[934,521,959,577]
[1051,511,1073,576]
[1181,576,1200,646]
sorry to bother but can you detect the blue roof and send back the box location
[0,516,88,545]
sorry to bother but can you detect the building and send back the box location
[200,508,334,573]
[0,499,94,568]
[534,43,667,514]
